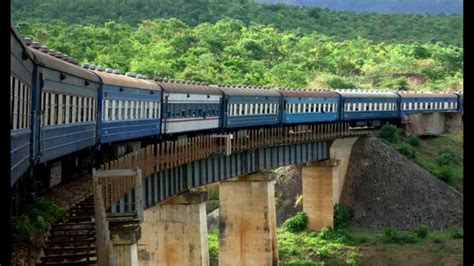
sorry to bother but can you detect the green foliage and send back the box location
[437,149,458,167]
[325,76,356,89]
[448,226,463,239]
[408,136,421,147]
[208,229,219,261]
[334,204,352,229]
[278,227,358,265]
[383,227,418,244]
[375,77,410,91]
[397,143,417,159]
[416,224,429,239]
[13,197,67,247]
[283,212,308,233]
[379,125,401,144]
[13,16,463,91]
[11,0,463,47]
[433,166,455,184]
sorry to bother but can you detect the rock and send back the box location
[340,137,463,231]
[207,208,219,230]
[274,166,303,226]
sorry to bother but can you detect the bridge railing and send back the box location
[92,169,118,266]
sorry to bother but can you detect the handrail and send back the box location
[92,170,117,266]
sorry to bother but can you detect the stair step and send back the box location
[48,232,96,240]
[44,246,97,255]
[40,253,97,264]
[37,261,97,266]
[51,224,95,230]
[41,253,97,261]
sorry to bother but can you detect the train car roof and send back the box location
[334,90,399,98]
[91,70,161,91]
[156,79,222,95]
[218,85,281,97]
[29,47,100,82]
[278,88,339,98]
[11,23,34,59]
[398,92,458,98]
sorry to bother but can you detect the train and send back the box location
[10,25,463,210]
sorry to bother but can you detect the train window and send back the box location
[81,97,87,122]
[110,100,116,120]
[427,103,431,109]
[57,94,63,124]
[49,93,56,125]
[136,101,140,119]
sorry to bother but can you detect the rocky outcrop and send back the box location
[340,137,463,230]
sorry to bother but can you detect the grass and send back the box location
[207,225,462,265]
[379,125,463,192]
[414,132,463,191]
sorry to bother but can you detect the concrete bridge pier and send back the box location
[302,137,359,230]
[137,191,209,266]
[219,172,278,266]
[109,222,140,266]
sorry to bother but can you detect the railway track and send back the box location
[37,196,97,265]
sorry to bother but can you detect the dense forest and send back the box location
[257,0,463,14]
[16,19,463,91]
[12,0,462,47]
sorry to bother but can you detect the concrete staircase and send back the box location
[37,196,97,265]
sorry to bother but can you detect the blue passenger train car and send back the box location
[219,85,281,128]
[337,90,399,126]
[90,69,162,144]
[280,89,340,124]
[10,25,35,186]
[157,80,222,134]
[397,92,459,116]
[28,46,101,163]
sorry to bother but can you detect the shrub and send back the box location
[283,212,308,233]
[379,124,400,144]
[435,166,455,185]
[397,143,416,159]
[416,224,429,238]
[437,149,458,167]
[432,235,444,243]
[325,76,356,89]
[13,197,67,247]
[448,226,463,239]
[208,229,219,260]
[334,204,352,229]
[383,226,418,244]
[408,136,421,147]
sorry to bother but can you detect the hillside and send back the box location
[15,19,463,91]
[257,0,463,14]
[12,0,463,47]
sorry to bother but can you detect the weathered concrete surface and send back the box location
[302,162,335,230]
[302,137,359,230]
[138,192,209,266]
[219,172,278,266]
[109,223,140,266]
[340,137,463,230]
[404,112,462,136]
[330,137,360,204]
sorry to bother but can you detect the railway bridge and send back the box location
[68,111,462,266]
[89,123,370,265]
